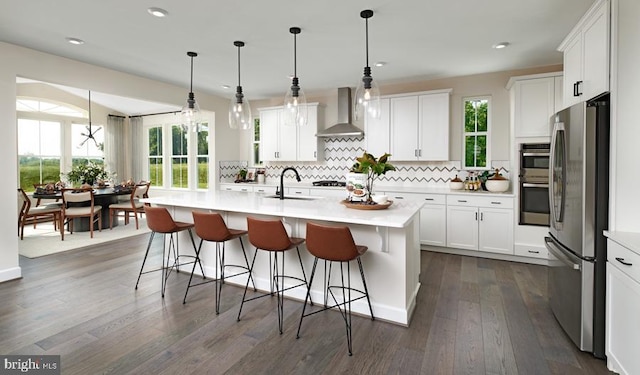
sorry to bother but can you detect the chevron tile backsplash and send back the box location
[219,137,510,186]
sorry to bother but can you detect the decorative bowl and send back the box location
[371,194,388,204]
[485,179,509,192]
[449,181,464,190]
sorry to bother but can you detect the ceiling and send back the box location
[3,0,593,115]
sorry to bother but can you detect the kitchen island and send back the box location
[141,190,423,325]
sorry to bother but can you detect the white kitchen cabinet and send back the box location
[364,97,390,156]
[558,0,610,107]
[386,191,447,247]
[390,96,419,160]
[259,104,319,162]
[389,90,451,161]
[606,238,640,375]
[507,73,562,138]
[446,195,514,254]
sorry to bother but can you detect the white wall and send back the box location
[1,41,239,282]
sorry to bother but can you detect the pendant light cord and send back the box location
[88,90,92,130]
[189,55,194,93]
[293,32,297,78]
[365,16,369,68]
[237,45,241,86]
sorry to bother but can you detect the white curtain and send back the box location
[130,116,145,181]
[104,115,128,182]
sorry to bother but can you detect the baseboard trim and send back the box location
[0,266,22,283]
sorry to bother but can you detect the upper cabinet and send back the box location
[558,0,610,107]
[507,72,563,138]
[259,103,320,162]
[370,89,451,161]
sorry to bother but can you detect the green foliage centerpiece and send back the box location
[349,152,396,202]
[65,162,111,186]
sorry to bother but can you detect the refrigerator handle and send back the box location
[549,121,566,228]
[545,237,581,271]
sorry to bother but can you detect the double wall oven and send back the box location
[519,143,550,226]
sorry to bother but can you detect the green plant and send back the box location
[65,162,111,185]
[350,151,396,199]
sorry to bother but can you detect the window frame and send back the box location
[251,116,262,167]
[462,95,492,170]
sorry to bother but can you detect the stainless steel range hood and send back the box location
[315,87,364,138]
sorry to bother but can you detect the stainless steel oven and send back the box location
[519,143,550,226]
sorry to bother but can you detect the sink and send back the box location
[264,195,321,200]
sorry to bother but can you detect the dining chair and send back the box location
[17,188,63,240]
[108,183,150,229]
[61,188,102,240]
[33,183,62,207]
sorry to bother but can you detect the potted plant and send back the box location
[348,152,396,202]
[65,162,111,186]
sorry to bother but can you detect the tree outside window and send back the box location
[252,117,262,166]
[171,125,188,188]
[17,119,61,191]
[148,126,163,186]
[197,122,209,189]
[463,97,490,169]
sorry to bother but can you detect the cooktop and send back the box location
[312,180,346,187]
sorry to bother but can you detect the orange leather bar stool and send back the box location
[185,211,256,314]
[237,217,312,334]
[296,222,374,355]
[135,206,201,297]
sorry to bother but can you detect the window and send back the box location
[196,123,209,189]
[252,117,261,166]
[147,126,163,187]
[17,119,61,191]
[17,99,85,118]
[171,125,188,188]
[463,97,490,169]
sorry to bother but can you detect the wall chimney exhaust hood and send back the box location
[315,87,364,138]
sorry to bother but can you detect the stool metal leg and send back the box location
[135,231,156,290]
[357,257,374,320]
[183,238,205,304]
[237,248,259,322]
[296,257,319,339]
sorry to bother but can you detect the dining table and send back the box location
[32,186,133,232]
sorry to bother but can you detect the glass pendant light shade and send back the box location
[181,51,201,132]
[283,27,308,127]
[354,9,381,121]
[229,41,252,130]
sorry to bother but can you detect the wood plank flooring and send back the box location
[0,236,613,374]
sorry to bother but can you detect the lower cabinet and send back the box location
[446,195,514,255]
[386,191,447,247]
[606,238,640,375]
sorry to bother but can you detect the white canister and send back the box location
[257,174,265,184]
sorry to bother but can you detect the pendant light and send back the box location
[181,51,201,132]
[78,90,102,148]
[229,41,252,130]
[283,27,308,127]
[354,9,381,121]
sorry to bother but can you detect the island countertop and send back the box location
[141,190,423,228]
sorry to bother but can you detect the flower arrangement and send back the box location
[349,152,396,201]
[64,162,112,185]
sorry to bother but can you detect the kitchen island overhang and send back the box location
[141,190,423,326]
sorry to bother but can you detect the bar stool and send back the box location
[237,217,312,334]
[296,222,374,356]
[135,206,201,297]
[185,211,256,314]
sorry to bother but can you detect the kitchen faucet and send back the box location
[279,167,301,200]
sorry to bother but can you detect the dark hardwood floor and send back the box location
[1,235,613,374]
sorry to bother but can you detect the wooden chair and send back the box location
[17,188,62,240]
[33,183,62,207]
[108,183,150,229]
[61,188,102,240]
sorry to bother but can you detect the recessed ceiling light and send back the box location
[375,61,386,67]
[492,42,510,49]
[66,37,84,45]
[222,85,231,89]
[147,7,168,17]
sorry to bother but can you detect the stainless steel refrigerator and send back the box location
[545,94,609,359]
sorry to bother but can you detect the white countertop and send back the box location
[604,231,640,255]
[219,181,515,198]
[142,190,423,228]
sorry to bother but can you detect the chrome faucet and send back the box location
[279,167,301,200]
